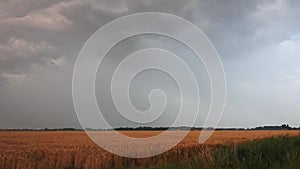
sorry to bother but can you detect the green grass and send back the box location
[152,136,300,169]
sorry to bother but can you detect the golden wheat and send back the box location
[0,130,298,169]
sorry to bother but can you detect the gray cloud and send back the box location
[0,0,300,128]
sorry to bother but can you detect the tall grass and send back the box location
[153,136,300,169]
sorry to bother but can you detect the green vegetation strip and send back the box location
[152,136,300,169]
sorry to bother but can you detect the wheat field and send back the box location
[0,130,299,169]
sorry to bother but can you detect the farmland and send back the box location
[0,130,299,169]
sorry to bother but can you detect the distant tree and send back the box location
[281,124,292,130]
[282,124,290,128]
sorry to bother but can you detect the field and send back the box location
[154,136,300,169]
[0,130,299,169]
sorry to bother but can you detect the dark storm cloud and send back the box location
[2,0,300,79]
[0,0,300,128]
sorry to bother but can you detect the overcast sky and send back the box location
[0,0,300,128]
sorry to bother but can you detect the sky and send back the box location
[0,0,300,128]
